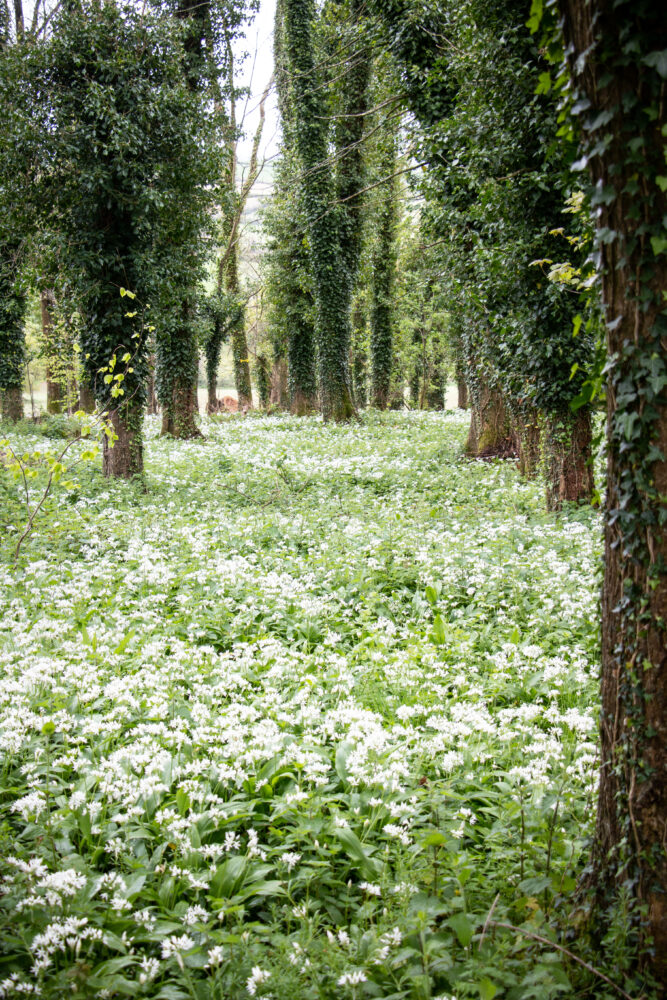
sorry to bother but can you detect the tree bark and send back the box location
[1,386,23,421]
[146,355,158,415]
[457,378,468,410]
[370,132,397,410]
[256,353,270,409]
[559,0,667,983]
[41,290,63,415]
[466,381,511,456]
[102,402,143,478]
[513,409,541,480]
[283,0,369,422]
[543,408,594,509]
[161,377,202,437]
[351,299,368,409]
[78,378,95,414]
[271,357,290,410]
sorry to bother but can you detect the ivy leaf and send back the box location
[643,50,667,77]
[536,71,551,94]
[526,0,543,33]
[650,235,667,257]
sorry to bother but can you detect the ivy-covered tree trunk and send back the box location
[283,0,370,422]
[513,407,541,480]
[466,380,511,456]
[255,353,270,409]
[205,321,223,412]
[0,256,25,422]
[351,298,368,409]
[270,355,289,409]
[146,354,158,415]
[223,238,252,411]
[457,378,468,410]
[159,301,202,437]
[40,290,63,414]
[103,399,144,478]
[543,408,593,509]
[559,0,667,983]
[426,334,446,410]
[370,135,397,410]
[455,354,468,410]
[78,377,95,414]
[288,321,317,414]
[273,0,318,415]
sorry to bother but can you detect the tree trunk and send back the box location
[457,378,468,410]
[256,353,271,409]
[1,386,23,421]
[351,300,368,408]
[426,360,446,409]
[225,243,253,411]
[206,366,218,413]
[466,381,511,456]
[559,0,667,983]
[543,408,594,510]
[283,0,369,422]
[102,402,143,478]
[78,378,95,413]
[370,133,397,410]
[287,319,318,413]
[514,410,541,480]
[230,318,252,410]
[271,357,290,410]
[146,355,158,415]
[41,290,63,415]
[161,376,201,437]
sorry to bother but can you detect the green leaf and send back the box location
[335,741,355,783]
[478,978,498,1000]
[536,71,551,94]
[643,49,667,77]
[421,830,447,848]
[114,629,135,654]
[335,827,379,878]
[448,912,474,947]
[430,615,447,645]
[210,856,246,898]
[526,0,543,33]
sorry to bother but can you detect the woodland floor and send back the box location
[0,411,606,1000]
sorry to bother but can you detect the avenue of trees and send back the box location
[0,0,666,990]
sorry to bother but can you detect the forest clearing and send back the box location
[1,0,666,996]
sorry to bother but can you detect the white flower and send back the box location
[280,851,301,872]
[205,945,225,967]
[359,882,381,897]
[338,970,367,986]
[11,792,46,820]
[246,966,270,995]
[184,904,209,926]
[380,926,402,947]
[161,935,195,960]
[138,956,160,984]
[224,831,241,852]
